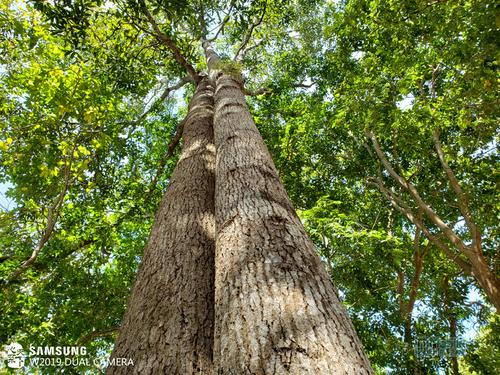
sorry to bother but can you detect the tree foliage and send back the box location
[0,0,498,373]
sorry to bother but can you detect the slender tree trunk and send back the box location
[449,316,459,375]
[107,77,216,374]
[212,73,373,374]
[402,317,418,374]
[409,238,426,374]
[441,276,460,375]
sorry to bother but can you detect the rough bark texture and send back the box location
[212,73,373,374]
[107,77,216,375]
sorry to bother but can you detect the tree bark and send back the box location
[399,231,426,375]
[449,316,459,375]
[468,253,500,312]
[107,77,216,374]
[212,73,373,374]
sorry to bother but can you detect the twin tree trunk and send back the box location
[108,73,373,373]
[212,74,371,374]
[108,78,216,374]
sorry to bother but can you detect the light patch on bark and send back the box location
[107,77,216,375]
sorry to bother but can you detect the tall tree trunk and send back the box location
[107,77,216,374]
[212,73,373,374]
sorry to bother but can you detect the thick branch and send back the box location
[202,39,221,72]
[199,8,221,73]
[432,129,480,249]
[139,0,198,81]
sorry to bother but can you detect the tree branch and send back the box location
[135,77,190,123]
[430,64,440,99]
[205,1,235,42]
[242,81,314,96]
[432,129,481,250]
[202,39,221,72]
[78,326,119,345]
[406,229,427,319]
[367,177,473,274]
[238,39,263,61]
[243,87,271,96]
[397,269,405,313]
[8,149,75,281]
[198,4,221,73]
[208,14,231,42]
[145,118,186,199]
[138,0,199,82]
[294,82,315,89]
[234,2,267,61]
[367,131,472,258]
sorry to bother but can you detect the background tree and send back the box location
[1,0,183,370]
